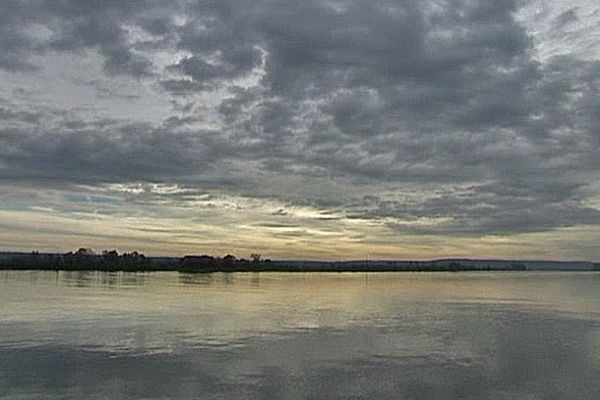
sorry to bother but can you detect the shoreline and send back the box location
[1,266,597,273]
[1,251,598,272]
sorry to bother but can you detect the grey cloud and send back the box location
[349,182,600,235]
[0,122,214,184]
[258,0,529,94]
[45,5,155,77]
[0,1,44,72]
[1,0,600,240]
[257,1,424,90]
[158,79,213,97]
[169,48,261,84]
[0,0,167,76]
[553,8,580,28]
[0,107,42,124]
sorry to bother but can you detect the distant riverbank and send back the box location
[1,250,598,272]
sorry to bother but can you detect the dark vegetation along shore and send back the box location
[1,248,599,272]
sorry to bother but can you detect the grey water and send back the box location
[1,271,599,399]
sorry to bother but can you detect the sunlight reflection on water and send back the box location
[1,271,600,399]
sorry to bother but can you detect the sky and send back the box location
[0,0,599,261]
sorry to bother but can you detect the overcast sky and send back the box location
[1,0,599,260]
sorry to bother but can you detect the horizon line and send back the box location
[0,248,597,264]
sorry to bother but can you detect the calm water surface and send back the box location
[1,271,600,399]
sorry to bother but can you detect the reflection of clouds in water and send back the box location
[1,308,599,400]
[2,272,600,399]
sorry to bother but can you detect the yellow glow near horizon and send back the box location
[1,206,599,261]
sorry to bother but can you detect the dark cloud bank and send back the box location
[0,0,599,242]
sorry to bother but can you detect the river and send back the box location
[1,271,599,399]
